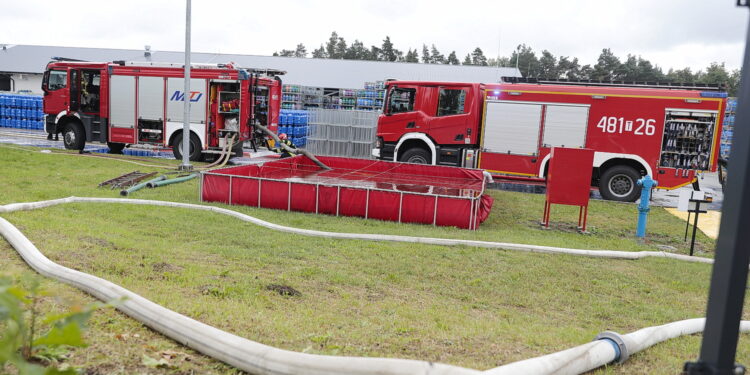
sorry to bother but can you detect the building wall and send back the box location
[10,73,43,94]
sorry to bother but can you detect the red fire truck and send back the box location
[373,78,728,201]
[42,60,283,160]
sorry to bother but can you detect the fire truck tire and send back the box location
[172,132,203,162]
[62,122,85,150]
[599,165,642,202]
[399,148,431,164]
[107,142,126,154]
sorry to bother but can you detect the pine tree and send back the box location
[325,32,340,59]
[463,54,472,65]
[380,36,398,62]
[430,45,445,64]
[294,44,307,58]
[405,48,419,63]
[446,51,459,65]
[422,44,431,64]
[312,45,326,58]
[471,47,488,66]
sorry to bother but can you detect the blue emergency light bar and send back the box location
[701,91,729,98]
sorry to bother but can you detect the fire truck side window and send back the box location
[437,88,466,116]
[47,70,67,91]
[388,88,415,114]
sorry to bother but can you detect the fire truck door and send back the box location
[69,69,80,112]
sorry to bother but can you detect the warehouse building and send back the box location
[0,44,521,94]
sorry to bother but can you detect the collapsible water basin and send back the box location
[200,155,493,229]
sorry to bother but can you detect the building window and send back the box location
[437,89,466,116]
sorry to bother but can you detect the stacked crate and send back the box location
[720,98,737,159]
[278,109,308,147]
[0,94,44,130]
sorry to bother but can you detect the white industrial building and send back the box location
[0,44,521,94]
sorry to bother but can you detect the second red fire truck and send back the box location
[373,78,727,201]
[42,60,283,161]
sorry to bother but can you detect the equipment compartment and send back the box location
[659,110,717,170]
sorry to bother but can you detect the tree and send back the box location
[538,50,558,78]
[471,47,488,66]
[311,45,326,59]
[345,40,370,60]
[380,36,399,62]
[325,31,340,59]
[447,51,460,65]
[462,53,472,65]
[430,45,445,64]
[487,57,511,67]
[592,48,623,80]
[700,62,732,86]
[404,48,419,63]
[557,56,582,79]
[294,44,307,58]
[420,44,430,64]
[510,44,540,77]
[729,68,741,96]
[273,50,295,57]
[369,46,382,61]
[667,67,696,83]
[335,38,348,59]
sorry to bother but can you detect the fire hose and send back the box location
[1,197,746,375]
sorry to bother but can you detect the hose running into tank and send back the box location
[0,197,743,375]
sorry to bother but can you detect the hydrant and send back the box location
[636,175,658,238]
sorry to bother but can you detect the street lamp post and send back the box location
[179,0,193,171]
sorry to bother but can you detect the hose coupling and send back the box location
[595,330,630,364]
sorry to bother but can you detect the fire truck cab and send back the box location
[374,79,727,201]
[42,60,283,161]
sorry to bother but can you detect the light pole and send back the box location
[180,0,193,171]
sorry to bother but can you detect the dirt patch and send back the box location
[152,262,183,273]
[266,284,302,297]
[80,236,116,249]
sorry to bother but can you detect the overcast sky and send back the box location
[1,0,747,72]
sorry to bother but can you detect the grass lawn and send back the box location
[0,144,747,374]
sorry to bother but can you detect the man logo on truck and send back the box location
[170,90,203,102]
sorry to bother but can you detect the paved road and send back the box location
[649,172,723,210]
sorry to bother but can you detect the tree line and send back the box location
[274,32,741,95]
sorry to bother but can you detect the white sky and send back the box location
[1,0,748,72]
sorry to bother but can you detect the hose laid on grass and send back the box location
[0,197,714,265]
[487,319,750,375]
[0,214,478,375]
[0,197,740,375]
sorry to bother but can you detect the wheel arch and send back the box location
[597,157,649,180]
[168,129,203,149]
[393,133,437,164]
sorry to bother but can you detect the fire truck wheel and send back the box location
[399,148,431,164]
[599,165,642,202]
[62,122,85,150]
[172,132,203,162]
[107,142,126,154]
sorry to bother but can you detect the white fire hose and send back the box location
[0,197,745,375]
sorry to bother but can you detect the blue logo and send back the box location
[170,91,203,102]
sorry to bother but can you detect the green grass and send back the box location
[0,144,745,374]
